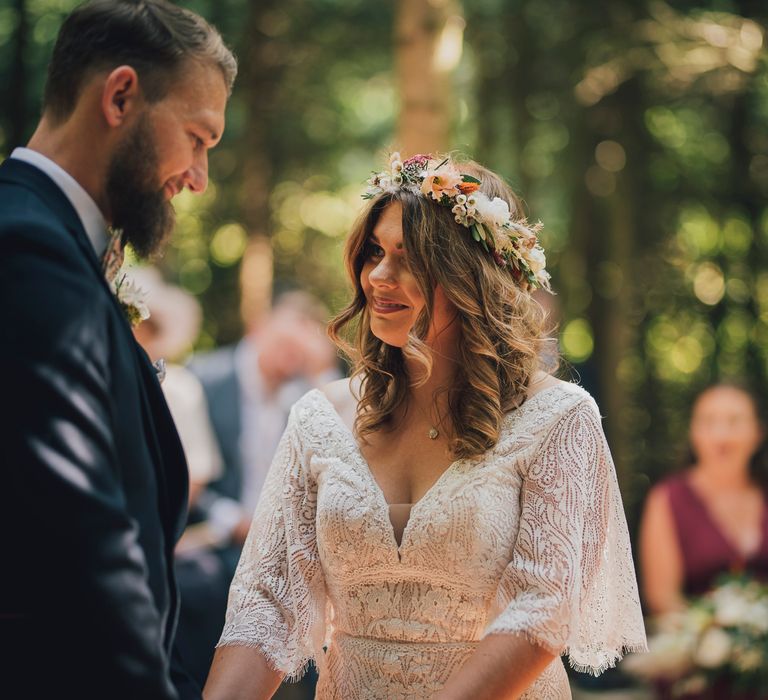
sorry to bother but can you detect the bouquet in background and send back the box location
[625,575,768,698]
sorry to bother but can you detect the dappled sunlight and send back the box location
[576,1,765,106]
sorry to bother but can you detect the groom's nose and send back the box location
[182,151,209,194]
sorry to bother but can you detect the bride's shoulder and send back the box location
[526,372,591,402]
[317,376,358,432]
[511,373,598,425]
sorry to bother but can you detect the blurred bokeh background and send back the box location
[2,0,768,534]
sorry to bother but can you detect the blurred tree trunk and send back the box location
[394,0,463,156]
[8,0,28,148]
[235,0,287,329]
[566,53,652,514]
[471,6,530,182]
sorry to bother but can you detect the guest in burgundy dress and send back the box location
[639,383,768,699]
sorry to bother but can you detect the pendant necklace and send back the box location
[414,400,445,440]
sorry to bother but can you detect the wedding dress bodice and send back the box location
[218,382,646,699]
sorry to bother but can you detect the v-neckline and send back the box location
[682,476,768,563]
[312,382,569,560]
[314,389,463,559]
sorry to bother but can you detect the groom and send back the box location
[0,1,236,698]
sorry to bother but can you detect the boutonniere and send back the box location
[111,273,150,327]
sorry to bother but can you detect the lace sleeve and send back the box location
[483,396,647,675]
[217,404,325,680]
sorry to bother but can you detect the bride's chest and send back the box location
[308,436,537,577]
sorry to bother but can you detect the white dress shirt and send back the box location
[10,147,108,257]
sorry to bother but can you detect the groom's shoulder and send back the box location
[0,187,108,360]
[0,178,79,260]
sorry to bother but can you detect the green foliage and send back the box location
[3,0,768,508]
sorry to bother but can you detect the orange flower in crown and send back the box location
[420,165,463,201]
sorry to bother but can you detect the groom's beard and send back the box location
[106,114,176,260]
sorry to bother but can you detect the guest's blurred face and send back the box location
[256,310,310,386]
[690,386,764,468]
[360,202,456,348]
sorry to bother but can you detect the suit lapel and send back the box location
[131,341,189,542]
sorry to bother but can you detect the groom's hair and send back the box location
[43,0,237,124]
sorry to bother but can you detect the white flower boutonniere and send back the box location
[111,273,150,327]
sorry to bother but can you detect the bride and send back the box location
[203,153,646,699]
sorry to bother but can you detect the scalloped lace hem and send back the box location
[216,638,314,683]
[485,628,649,677]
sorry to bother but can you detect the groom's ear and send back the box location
[101,66,141,128]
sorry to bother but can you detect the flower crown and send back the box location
[363,152,551,292]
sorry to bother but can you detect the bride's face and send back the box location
[361,202,456,348]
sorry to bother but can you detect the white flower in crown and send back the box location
[111,273,150,327]
[474,194,512,230]
[524,246,547,274]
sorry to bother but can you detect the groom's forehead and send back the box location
[162,62,227,126]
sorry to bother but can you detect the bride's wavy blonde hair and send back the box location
[329,157,554,459]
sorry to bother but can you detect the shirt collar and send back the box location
[10,147,109,257]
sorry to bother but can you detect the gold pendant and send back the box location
[428,427,439,440]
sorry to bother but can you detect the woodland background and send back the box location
[2,0,768,531]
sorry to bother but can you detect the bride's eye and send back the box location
[364,242,385,260]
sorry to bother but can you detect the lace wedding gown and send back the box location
[218,382,647,699]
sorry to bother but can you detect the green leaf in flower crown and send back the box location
[481,238,490,252]
[461,174,481,184]
[476,223,487,240]
[471,224,481,242]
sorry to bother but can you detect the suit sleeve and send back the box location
[1,225,178,699]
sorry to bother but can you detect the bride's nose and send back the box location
[368,257,398,287]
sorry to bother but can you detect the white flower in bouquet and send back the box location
[684,606,713,635]
[746,599,768,633]
[713,584,753,627]
[734,644,763,672]
[694,627,733,669]
[627,576,768,692]
[623,624,697,680]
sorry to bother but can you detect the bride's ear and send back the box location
[101,65,141,128]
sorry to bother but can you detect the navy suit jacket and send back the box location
[0,158,196,699]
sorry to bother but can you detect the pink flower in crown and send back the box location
[400,153,431,183]
[403,153,431,169]
[420,166,463,201]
